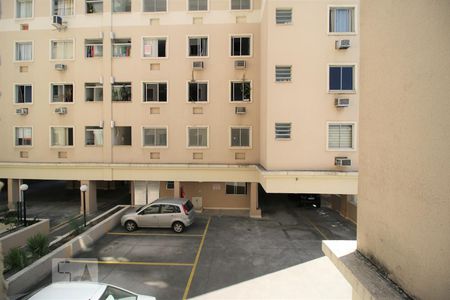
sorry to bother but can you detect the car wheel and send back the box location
[125,220,137,232]
[172,221,185,233]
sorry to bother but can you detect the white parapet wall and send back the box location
[0,219,50,255]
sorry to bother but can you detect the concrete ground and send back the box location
[19,196,356,300]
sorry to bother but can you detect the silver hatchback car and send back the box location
[121,198,195,233]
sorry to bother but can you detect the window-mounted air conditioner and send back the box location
[234,60,247,70]
[55,107,67,115]
[193,61,204,70]
[52,15,66,30]
[335,98,350,107]
[55,64,67,71]
[335,39,351,49]
[335,157,352,166]
[16,108,28,115]
[235,107,246,114]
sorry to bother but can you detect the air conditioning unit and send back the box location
[16,108,28,115]
[51,15,66,30]
[335,98,350,107]
[55,64,67,71]
[193,61,204,70]
[335,39,351,49]
[234,60,247,70]
[335,157,352,167]
[55,107,67,115]
[235,107,246,114]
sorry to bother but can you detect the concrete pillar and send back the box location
[174,181,181,198]
[80,180,97,214]
[250,182,261,218]
[7,179,21,211]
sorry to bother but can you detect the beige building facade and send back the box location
[0,0,359,216]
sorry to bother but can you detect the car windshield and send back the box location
[98,285,137,300]
[185,200,194,211]
[135,206,144,213]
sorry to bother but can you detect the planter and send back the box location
[0,219,49,255]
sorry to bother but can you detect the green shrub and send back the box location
[27,233,49,258]
[69,218,85,235]
[5,247,28,271]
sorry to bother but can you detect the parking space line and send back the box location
[303,217,329,240]
[107,232,203,237]
[67,259,194,267]
[182,217,211,300]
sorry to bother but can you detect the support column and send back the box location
[174,181,181,198]
[250,182,261,218]
[7,179,21,211]
[80,180,97,214]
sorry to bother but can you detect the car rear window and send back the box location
[184,200,194,211]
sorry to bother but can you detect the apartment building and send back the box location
[0,0,359,217]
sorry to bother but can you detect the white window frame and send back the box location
[187,0,209,12]
[112,38,132,57]
[84,126,104,146]
[230,80,252,102]
[142,81,169,103]
[51,0,75,16]
[275,122,292,140]
[49,38,75,61]
[275,7,293,25]
[112,0,131,13]
[14,126,33,148]
[186,80,209,103]
[229,34,253,57]
[166,181,174,190]
[15,0,34,19]
[141,36,168,59]
[225,182,248,195]
[49,82,75,104]
[13,83,33,105]
[85,39,103,58]
[327,5,357,35]
[49,126,75,148]
[85,82,103,102]
[327,63,357,93]
[229,126,252,149]
[86,0,103,14]
[229,0,252,11]
[142,0,168,13]
[326,121,357,151]
[186,35,209,58]
[14,40,33,62]
[142,126,169,148]
[186,126,209,149]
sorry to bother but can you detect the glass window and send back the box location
[143,82,167,102]
[51,40,74,60]
[231,127,250,147]
[85,126,103,146]
[166,181,174,189]
[141,205,160,215]
[15,127,32,146]
[329,66,354,91]
[85,83,103,101]
[276,8,292,24]
[275,123,291,139]
[53,0,74,16]
[143,0,167,12]
[51,127,74,147]
[189,0,208,11]
[188,82,208,102]
[188,37,208,57]
[231,0,250,10]
[51,84,73,103]
[113,126,132,146]
[275,65,292,82]
[15,85,32,103]
[15,42,32,61]
[16,0,33,18]
[329,7,355,33]
[188,127,208,147]
[112,38,131,57]
[112,83,132,101]
[112,0,131,12]
[143,128,167,147]
[142,37,166,58]
[86,0,103,14]
[328,124,354,149]
[231,36,251,56]
[231,81,251,101]
[85,39,103,58]
[225,182,247,195]
[161,204,180,214]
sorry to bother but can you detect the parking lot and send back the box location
[18,196,356,300]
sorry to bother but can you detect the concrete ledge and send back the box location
[322,241,410,300]
[0,219,50,255]
[6,205,129,297]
